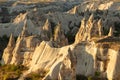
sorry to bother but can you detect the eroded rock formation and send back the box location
[40,19,52,41]
[53,22,68,47]
[75,14,104,43]
[1,0,120,80]
[1,34,15,64]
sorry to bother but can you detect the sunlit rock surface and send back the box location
[1,0,120,80]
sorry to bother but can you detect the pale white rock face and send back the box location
[23,41,75,80]
[2,24,40,66]
[74,42,96,76]
[73,42,120,80]
[0,12,82,37]
[29,41,70,71]
[46,12,82,34]
[108,27,114,36]
[13,13,27,24]
[21,41,119,80]
[0,0,120,37]
[40,19,52,41]
[2,26,120,80]
[106,49,119,80]
[1,0,120,80]
[98,1,114,11]
[68,0,120,14]
[10,38,23,65]
[53,23,68,47]
[0,13,40,37]
[1,34,15,64]
[75,14,104,43]
[10,36,40,66]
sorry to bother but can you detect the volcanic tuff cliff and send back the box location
[1,0,120,80]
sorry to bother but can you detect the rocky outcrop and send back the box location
[108,27,114,36]
[1,21,40,66]
[10,35,40,66]
[0,12,39,37]
[2,19,120,80]
[0,0,120,38]
[68,1,120,14]
[68,6,78,14]
[17,39,120,80]
[1,34,15,64]
[97,19,103,37]
[20,20,30,37]
[75,14,104,43]
[53,22,68,47]
[40,19,52,41]
[1,1,120,80]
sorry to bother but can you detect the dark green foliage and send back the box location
[96,10,104,15]
[103,27,109,35]
[50,21,56,35]
[114,22,120,36]
[66,31,75,44]
[0,35,9,60]
[1,64,27,72]
[76,74,108,80]
[76,75,88,80]
[0,62,1,66]
[0,64,28,80]
[0,7,11,23]
[25,69,48,80]
[95,71,101,77]
[25,73,41,80]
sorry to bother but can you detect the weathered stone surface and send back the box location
[40,19,52,41]
[53,22,68,47]
[75,14,104,43]
[108,27,114,36]
[17,40,120,80]
[1,34,15,64]
[1,1,120,80]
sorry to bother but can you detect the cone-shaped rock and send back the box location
[97,19,103,37]
[70,6,77,14]
[108,27,113,36]
[10,38,23,65]
[54,22,68,47]
[1,34,15,64]
[40,19,52,41]
[75,14,104,43]
[7,34,15,47]
[20,20,29,37]
[75,18,86,43]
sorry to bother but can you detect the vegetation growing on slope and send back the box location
[0,64,28,80]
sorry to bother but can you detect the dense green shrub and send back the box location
[114,22,120,36]
[0,64,28,80]
[25,69,48,80]
[88,76,92,80]
[95,71,101,77]
[0,62,1,66]
[3,73,9,80]
[66,31,75,44]
[0,35,9,60]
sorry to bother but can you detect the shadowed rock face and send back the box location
[40,19,52,41]
[1,0,120,80]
